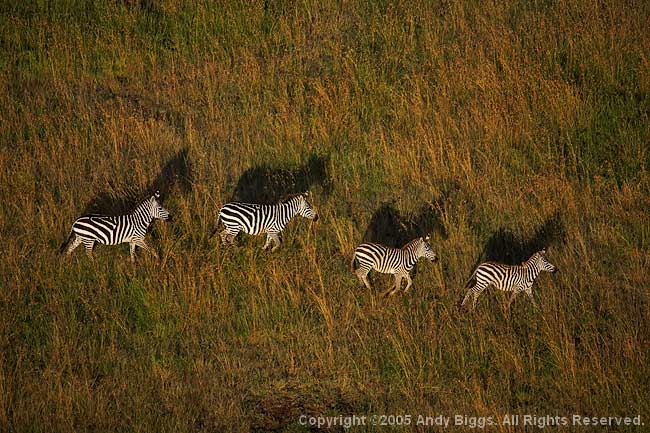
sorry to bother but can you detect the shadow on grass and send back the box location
[81,148,192,216]
[362,196,450,248]
[481,210,566,265]
[231,153,331,204]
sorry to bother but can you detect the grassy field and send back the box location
[1,0,649,431]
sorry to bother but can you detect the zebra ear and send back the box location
[424,235,430,241]
[304,191,310,197]
[154,190,161,199]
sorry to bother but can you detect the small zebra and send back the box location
[461,249,558,310]
[210,192,318,252]
[351,236,438,296]
[60,191,171,262]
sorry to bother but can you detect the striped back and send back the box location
[218,192,317,235]
[355,235,438,273]
[463,249,557,309]
[475,250,556,290]
[72,191,170,244]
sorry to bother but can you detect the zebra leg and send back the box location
[474,283,490,309]
[65,235,82,255]
[354,267,372,290]
[525,289,538,308]
[461,285,475,308]
[130,242,137,262]
[393,275,404,295]
[472,288,481,310]
[262,234,273,250]
[82,239,95,261]
[507,290,519,308]
[384,275,403,297]
[220,228,238,246]
[135,239,158,259]
[462,282,486,310]
[403,273,414,293]
[269,233,281,252]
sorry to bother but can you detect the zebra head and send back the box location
[297,192,318,221]
[150,191,171,221]
[417,235,438,262]
[532,249,557,273]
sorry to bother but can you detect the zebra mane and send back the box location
[401,237,422,250]
[131,191,160,214]
[278,192,307,204]
[523,250,543,266]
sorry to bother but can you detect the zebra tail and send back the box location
[59,230,74,254]
[463,267,479,289]
[209,215,221,239]
[351,253,358,272]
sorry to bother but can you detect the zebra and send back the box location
[461,249,558,310]
[60,191,171,262]
[351,236,438,297]
[210,192,318,252]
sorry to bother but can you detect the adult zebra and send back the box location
[60,191,171,262]
[210,192,318,252]
[351,236,438,296]
[461,249,558,310]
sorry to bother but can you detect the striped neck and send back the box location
[280,196,301,213]
[402,238,423,268]
[522,255,542,281]
[131,198,154,228]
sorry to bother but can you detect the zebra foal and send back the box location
[210,192,318,252]
[60,191,171,262]
[461,249,557,310]
[351,236,438,296]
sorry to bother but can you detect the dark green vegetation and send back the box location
[1,0,649,431]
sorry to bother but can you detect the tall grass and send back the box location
[1,0,649,431]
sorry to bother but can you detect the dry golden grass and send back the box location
[1,0,649,431]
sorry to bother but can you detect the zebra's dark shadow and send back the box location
[147,148,192,198]
[81,187,140,216]
[480,210,566,265]
[81,148,192,216]
[362,200,448,248]
[231,153,331,204]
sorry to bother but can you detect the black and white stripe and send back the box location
[61,191,171,261]
[461,249,558,309]
[211,192,318,252]
[351,236,438,296]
